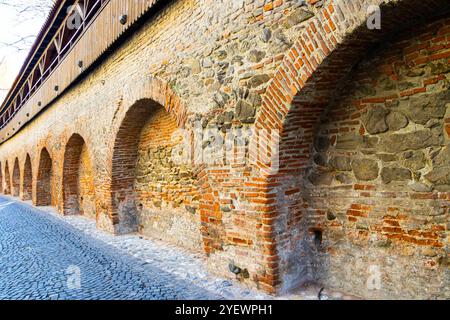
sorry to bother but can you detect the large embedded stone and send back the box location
[378,75,396,91]
[381,130,440,153]
[381,167,412,184]
[327,211,337,221]
[362,108,389,134]
[235,100,256,123]
[398,80,418,91]
[283,8,314,28]
[409,182,433,192]
[329,156,352,171]
[425,118,442,129]
[314,136,330,152]
[352,158,379,181]
[335,173,352,184]
[376,153,397,162]
[375,239,392,248]
[365,136,379,149]
[216,50,228,60]
[231,55,244,66]
[248,92,262,108]
[247,50,266,63]
[432,147,450,167]
[403,150,426,170]
[335,133,363,150]
[179,66,191,78]
[313,153,327,167]
[425,167,450,185]
[216,111,234,125]
[354,84,376,98]
[401,91,448,125]
[308,171,334,186]
[187,58,201,74]
[202,57,213,68]
[405,67,425,77]
[248,74,270,88]
[430,60,450,75]
[386,111,408,131]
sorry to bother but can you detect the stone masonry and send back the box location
[0,0,449,299]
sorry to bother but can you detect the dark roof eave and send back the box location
[0,0,72,112]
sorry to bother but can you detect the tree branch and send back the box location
[0,0,53,52]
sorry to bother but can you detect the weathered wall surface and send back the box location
[3,161,10,194]
[78,144,96,219]
[12,159,20,197]
[135,105,202,250]
[0,0,320,293]
[22,154,33,201]
[62,134,97,217]
[36,148,53,207]
[0,0,448,298]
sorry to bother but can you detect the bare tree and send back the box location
[0,0,53,15]
[0,0,54,52]
[0,56,11,101]
[0,1,54,102]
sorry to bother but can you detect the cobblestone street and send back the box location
[0,196,270,300]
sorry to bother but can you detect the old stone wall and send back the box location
[36,148,53,207]
[135,105,202,250]
[12,159,20,197]
[0,0,324,293]
[78,144,96,220]
[0,0,448,298]
[22,154,32,200]
[297,17,450,299]
[3,161,10,194]
[62,134,97,218]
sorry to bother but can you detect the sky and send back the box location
[0,1,54,103]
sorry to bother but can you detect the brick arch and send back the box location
[3,161,11,195]
[122,75,189,128]
[248,0,450,293]
[111,99,153,233]
[36,147,53,206]
[22,154,32,201]
[120,76,220,252]
[255,0,450,150]
[62,133,96,217]
[12,158,20,197]
[110,98,203,246]
[107,76,206,239]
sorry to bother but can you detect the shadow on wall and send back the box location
[22,154,32,201]
[110,98,202,250]
[4,161,11,195]
[12,158,20,197]
[62,133,96,219]
[36,148,52,206]
[276,11,450,298]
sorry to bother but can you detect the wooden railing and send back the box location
[0,0,160,143]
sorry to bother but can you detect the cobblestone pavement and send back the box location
[0,196,272,300]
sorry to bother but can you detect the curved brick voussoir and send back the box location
[62,133,96,219]
[22,154,33,201]
[3,161,11,195]
[35,148,53,207]
[0,0,448,299]
[12,158,20,197]
[252,0,450,298]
